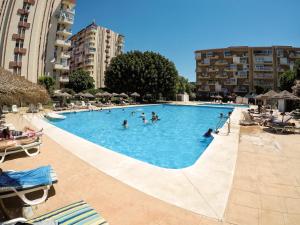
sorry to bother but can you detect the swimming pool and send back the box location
[48,105,232,169]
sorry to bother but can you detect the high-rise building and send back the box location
[195,46,300,96]
[70,23,124,88]
[0,0,76,86]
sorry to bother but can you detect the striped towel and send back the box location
[28,201,108,225]
[0,165,57,192]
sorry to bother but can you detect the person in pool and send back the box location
[140,112,145,118]
[142,117,148,124]
[203,128,213,138]
[122,120,128,128]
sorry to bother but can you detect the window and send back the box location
[14,53,22,62]
[20,14,28,22]
[23,2,31,10]
[15,40,24,48]
[18,27,26,35]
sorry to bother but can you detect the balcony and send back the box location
[62,0,76,7]
[224,65,237,72]
[195,54,201,60]
[57,28,72,37]
[14,47,27,55]
[12,33,25,40]
[18,21,30,29]
[198,60,210,66]
[197,73,210,79]
[59,76,69,83]
[88,28,97,34]
[224,51,232,58]
[207,80,216,85]
[9,61,22,68]
[58,12,74,25]
[54,63,69,71]
[254,65,273,72]
[86,47,96,54]
[55,39,71,48]
[215,74,228,79]
[253,50,272,56]
[85,59,94,65]
[253,80,273,87]
[279,58,289,65]
[198,86,210,92]
[17,8,29,15]
[61,52,71,59]
[253,73,273,79]
[233,86,248,93]
[235,71,248,79]
[289,52,300,58]
[208,68,218,72]
[224,78,237,85]
[24,0,35,5]
[215,60,228,66]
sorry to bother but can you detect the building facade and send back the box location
[195,46,300,96]
[69,23,124,88]
[0,0,76,85]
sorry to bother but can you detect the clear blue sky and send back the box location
[73,0,300,81]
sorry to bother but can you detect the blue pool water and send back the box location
[48,105,233,169]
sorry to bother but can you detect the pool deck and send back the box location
[22,105,241,219]
[1,104,300,225]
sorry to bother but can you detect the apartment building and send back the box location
[0,0,76,85]
[70,23,124,88]
[195,46,300,96]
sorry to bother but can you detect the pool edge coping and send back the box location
[25,105,242,220]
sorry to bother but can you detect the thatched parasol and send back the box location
[53,92,72,98]
[130,92,140,97]
[0,67,50,105]
[81,93,94,98]
[215,95,223,99]
[260,90,278,99]
[111,93,119,97]
[101,92,112,97]
[272,90,300,100]
[119,93,128,98]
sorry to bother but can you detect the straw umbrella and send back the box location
[0,67,50,106]
[111,93,119,97]
[272,90,300,113]
[131,92,140,102]
[119,93,128,98]
[81,93,94,99]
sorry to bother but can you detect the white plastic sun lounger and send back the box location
[2,105,9,114]
[0,137,42,163]
[11,105,18,113]
[0,166,57,206]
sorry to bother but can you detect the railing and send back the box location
[253,73,273,79]
[254,66,273,71]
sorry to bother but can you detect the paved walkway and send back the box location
[1,113,300,225]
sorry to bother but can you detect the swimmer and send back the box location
[142,117,148,124]
[203,128,213,138]
[122,108,125,112]
[122,120,128,128]
[131,111,135,116]
[140,112,145,118]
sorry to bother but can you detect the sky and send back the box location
[73,0,300,82]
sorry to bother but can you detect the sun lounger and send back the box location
[2,105,9,114]
[37,103,44,111]
[11,105,18,113]
[239,111,257,126]
[0,165,57,206]
[27,104,38,113]
[0,137,42,163]
[2,200,108,225]
[269,124,296,134]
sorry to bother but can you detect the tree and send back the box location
[68,69,94,93]
[105,51,179,100]
[176,76,188,94]
[38,76,55,93]
[279,70,296,92]
[255,86,268,94]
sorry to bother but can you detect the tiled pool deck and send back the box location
[1,105,300,225]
